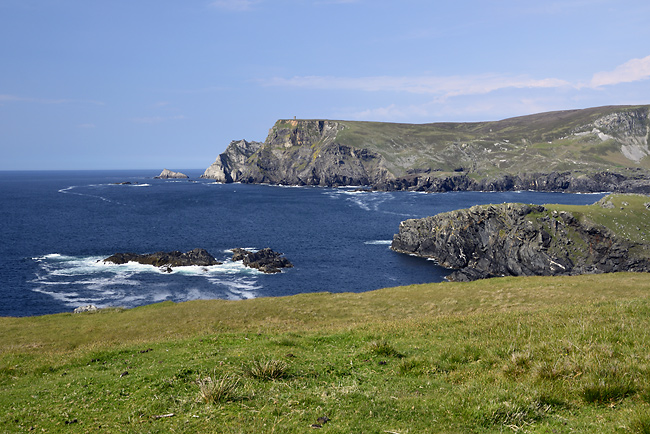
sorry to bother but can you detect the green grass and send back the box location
[2,273,650,432]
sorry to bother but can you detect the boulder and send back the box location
[74,304,98,314]
[231,248,293,273]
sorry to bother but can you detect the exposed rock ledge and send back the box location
[103,248,221,272]
[391,202,650,281]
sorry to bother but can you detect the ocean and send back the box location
[0,170,606,317]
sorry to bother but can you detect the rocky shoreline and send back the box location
[200,106,650,194]
[390,197,650,281]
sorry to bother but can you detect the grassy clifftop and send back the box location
[3,273,650,432]
[331,105,650,177]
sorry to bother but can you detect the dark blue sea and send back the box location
[0,170,606,317]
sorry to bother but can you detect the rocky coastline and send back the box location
[390,197,650,281]
[200,106,650,194]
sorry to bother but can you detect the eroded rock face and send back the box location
[391,203,650,281]
[231,248,293,273]
[155,169,189,179]
[103,248,221,269]
[201,121,394,187]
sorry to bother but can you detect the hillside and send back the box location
[2,274,650,432]
[202,105,650,192]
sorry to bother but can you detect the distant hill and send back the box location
[202,105,650,193]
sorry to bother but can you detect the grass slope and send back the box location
[3,273,650,433]
[329,105,650,177]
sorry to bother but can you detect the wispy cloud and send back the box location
[130,115,186,124]
[0,94,104,105]
[209,0,261,11]
[77,123,96,129]
[590,55,650,87]
[261,74,571,99]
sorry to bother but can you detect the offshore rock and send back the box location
[231,248,293,273]
[103,248,221,270]
[391,203,650,281]
[155,169,189,179]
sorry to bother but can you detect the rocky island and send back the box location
[103,248,221,272]
[155,169,189,179]
[201,105,650,193]
[391,194,650,281]
[231,248,293,274]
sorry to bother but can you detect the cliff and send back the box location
[202,120,392,186]
[390,194,650,281]
[201,105,650,192]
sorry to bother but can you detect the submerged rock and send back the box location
[103,248,221,270]
[231,248,293,273]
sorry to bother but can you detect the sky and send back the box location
[1,0,650,171]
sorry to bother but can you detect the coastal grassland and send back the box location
[2,273,650,433]
[549,194,650,245]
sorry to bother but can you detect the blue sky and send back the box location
[1,0,650,170]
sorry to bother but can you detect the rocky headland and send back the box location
[201,105,650,193]
[390,194,650,281]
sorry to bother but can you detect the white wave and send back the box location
[364,240,393,245]
[58,184,125,205]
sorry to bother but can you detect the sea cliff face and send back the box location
[391,198,650,281]
[202,120,393,186]
[201,105,650,193]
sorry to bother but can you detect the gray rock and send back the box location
[103,248,221,270]
[231,248,293,273]
[74,304,98,313]
[155,169,189,179]
[391,202,650,281]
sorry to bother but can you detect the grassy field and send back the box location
[2,272,650,433]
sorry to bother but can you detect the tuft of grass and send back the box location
[245,358,289,380]
[582,379,636,404]
[368,340,404,358]
[197,374,241,404]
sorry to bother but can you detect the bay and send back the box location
[0,170,606,317]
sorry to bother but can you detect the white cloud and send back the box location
[77,123,96,129]
[0,94,104,105]
[209,0,261,11]
[590,55,650,87]
[130,115,186,124]
[261,74,571,99]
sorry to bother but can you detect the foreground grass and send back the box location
[2,273,650,433]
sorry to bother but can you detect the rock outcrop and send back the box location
[201,105,650,193]
[103,248,221,271]
[155,169,189,179]
[391,201,650,281]
[231,248,293,273]
[202,120,394,187]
